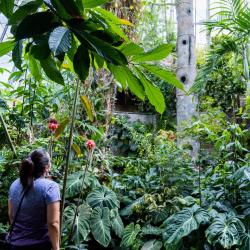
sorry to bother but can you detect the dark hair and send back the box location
[20,149,50,188]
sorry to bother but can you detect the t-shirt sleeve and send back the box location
[45,182,61,204]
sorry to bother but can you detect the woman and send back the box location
[8,148,60,250]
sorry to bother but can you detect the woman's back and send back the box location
[9,177,60,246]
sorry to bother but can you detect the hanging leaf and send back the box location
[54,0,81,18]
[86,186,119,210]
[141,240,163,250]
[109,64,145,100]
[120,42,144,57]
[83,0,111,8]
[110,209,124,238]
[94,8,129,41]
[162,205,210,248]
[29,54,42,81]
[49,0,72,20]
[15,11,57,40]
[54,117,69,139]
[72,143,82,157]
[0,0,14,18]
[9,0,43,25]
[90,207,111,247]
[120,223,141,248]
[135,69,165,114]
[132,44,173,62]
[80,96,95,122]
[0,41,14,58]
[141,64,185,91]
[73,44,90,81]
[206,213,246,249]
[12,41,23,71]
[73,30,127,65]
[49,27,72,56]
[40,57,64,85]
[30,44,50,60]
[64,204,92,244]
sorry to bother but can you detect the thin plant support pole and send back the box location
[0,115,17,156]
[60,79,81,233]
[68,150,94,242]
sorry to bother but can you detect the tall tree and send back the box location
[176,0,199,157]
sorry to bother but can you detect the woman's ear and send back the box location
[45,165,50,175]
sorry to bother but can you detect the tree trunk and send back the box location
[176,0,199,158]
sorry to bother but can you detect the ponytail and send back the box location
[20,158,34,189]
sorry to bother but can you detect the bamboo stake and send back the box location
[60,79,80,234]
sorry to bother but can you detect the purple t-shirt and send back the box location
[8,178,60,246]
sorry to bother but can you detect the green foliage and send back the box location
[162,205,210,248]
[206,213,246,249]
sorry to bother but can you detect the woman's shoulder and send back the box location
[36,178,59,189]
[10,178,21,189]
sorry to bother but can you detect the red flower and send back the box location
[86,140,96,150]
[48,118,58,132]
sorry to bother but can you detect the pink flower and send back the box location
[86,139,96,150]
[48,118,58,132]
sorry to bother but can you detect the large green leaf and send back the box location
[54,0,81,17]
[64,204,92,244]
[132,44,173,62]
[109,64,145,100]
[135,69,166,114]
[73,44,90,81]
[0,0,14,18]
[141,240,163,250]
[40,57,64,85]
[65,171,99,198]
[12,41,23,70]
[9,0,43,25]
[120,42,144,56]
[73,30,127,65]
[49,27,72,56]
[49,0,72,20]
[15,11,57,40]
[110,209,124,238]
[141,64,185,91]
[90,207,111,247]
[141,224,163,236]
[120,223,141,248]
[0,41,14,58]
[94,8,129,41]
[29,54,42,81]
[206,213,246,249]
[83,0,111,8]
[163,205,210,248]
[86,186,119,209]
